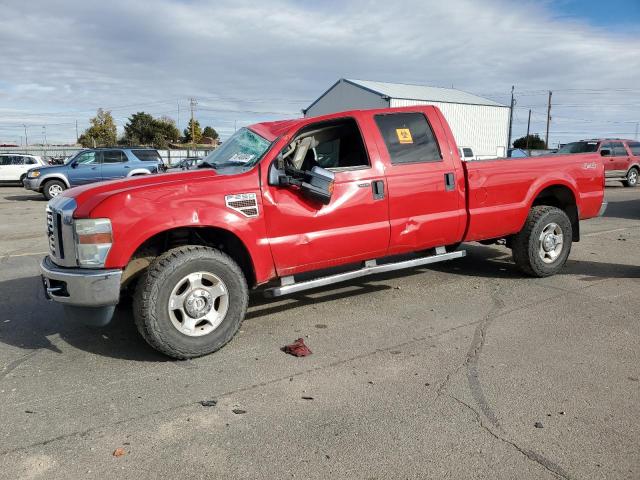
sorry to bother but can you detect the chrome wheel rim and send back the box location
[538,222,563,264]
[167,272,229,337]
[629,170,638,185]
[49,184,63,196]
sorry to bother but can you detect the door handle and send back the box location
[444,173,455,191]
[372,180,385,200]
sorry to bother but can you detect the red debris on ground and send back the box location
[281,338,312,357]
[113,448,126,457]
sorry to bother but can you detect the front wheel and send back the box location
[623,167,638,188]
[512,206,572,277]
[133,246,248,359]
[43,179,66,200]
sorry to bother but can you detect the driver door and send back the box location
[261,115,390,277]
[67,150,102,185]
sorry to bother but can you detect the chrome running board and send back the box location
[264,248,466,298]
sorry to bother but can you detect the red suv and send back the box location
[558,139,640,187]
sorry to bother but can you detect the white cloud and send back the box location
[0,0,638,144]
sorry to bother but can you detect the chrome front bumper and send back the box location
[40,256,122,307]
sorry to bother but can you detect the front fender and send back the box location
[38,173,71,188]
[90,187,276,285]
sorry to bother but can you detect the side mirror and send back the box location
[600,149,611,157]
[268,160,335,205]
[70,160,78,168]
[299,166,335,205]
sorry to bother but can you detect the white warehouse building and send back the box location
[303,78,510,159]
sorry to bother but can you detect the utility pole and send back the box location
[506,85,515,149]
[545,90,552,149]
[42,126,47,157]
[75,120,79,143]
[177,100,180,132]
[525,109,532,150]
[23,124,28,148]
[189,97,197,154]
[635,122,639,140]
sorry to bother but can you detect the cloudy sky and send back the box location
[1,0,639,146]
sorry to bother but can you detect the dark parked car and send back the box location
[23,147,162,199]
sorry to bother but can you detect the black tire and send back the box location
[42,179,66,200]
[133,245,248,359]
[622,167,638,188]
[512,206,572,277]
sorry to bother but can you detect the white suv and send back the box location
[0,154,47,184]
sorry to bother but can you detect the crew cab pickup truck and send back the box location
[23,147,162,200]
[40,106,606,358]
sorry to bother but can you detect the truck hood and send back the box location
[63,170,222,217]
[31,163,67,173]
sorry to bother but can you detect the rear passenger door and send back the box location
[372,110,466,254]
[101,150,128,180]
[611,141,630,175]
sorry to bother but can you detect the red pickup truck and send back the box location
[41,106,606,358]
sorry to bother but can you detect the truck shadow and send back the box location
[0,275,393,361]
[602,199,640,221]
[1,247,636,361]
[429,244,640,280]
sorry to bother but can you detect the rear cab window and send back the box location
[374,112,442,164]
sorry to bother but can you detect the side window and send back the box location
[11,156,25,165]
[25,157,37,165]
[600,142,613,156]
[75,151,98,165]
[628,142,640,156]
[613,142,628,156]
[374,112,442,164]
[131,150,161,162]
[0,156,11,166]
[284,118,370,171]
[102,150,126,163]
[462,148,473,158]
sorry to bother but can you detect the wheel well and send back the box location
[531,185,579,241]
[122,227,256,288]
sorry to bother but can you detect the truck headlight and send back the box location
[28,170,41,178]
[74,219,113,267]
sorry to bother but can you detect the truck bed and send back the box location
[461,153,604,242]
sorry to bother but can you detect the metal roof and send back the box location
[345,78,507,107]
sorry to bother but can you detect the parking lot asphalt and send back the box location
[0,183,638,479]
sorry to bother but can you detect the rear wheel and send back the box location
[133,245,248,359]
[512,206,572,277]
[43,179,66,200]
[623,167,638,188]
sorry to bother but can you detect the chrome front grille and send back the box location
[45,196,78,267]
[46,208,57,257]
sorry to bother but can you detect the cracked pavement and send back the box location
[0,184,639,479]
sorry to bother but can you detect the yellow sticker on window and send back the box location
[396,128,413,144]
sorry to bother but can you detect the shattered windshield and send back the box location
[557,141,599,154]
[201,128,271,172]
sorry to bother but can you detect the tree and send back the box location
[78,109,117,147]
[513,134,546,150]
[202,126,219,140]
[122,112,180,148]
[183,119,202,144]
